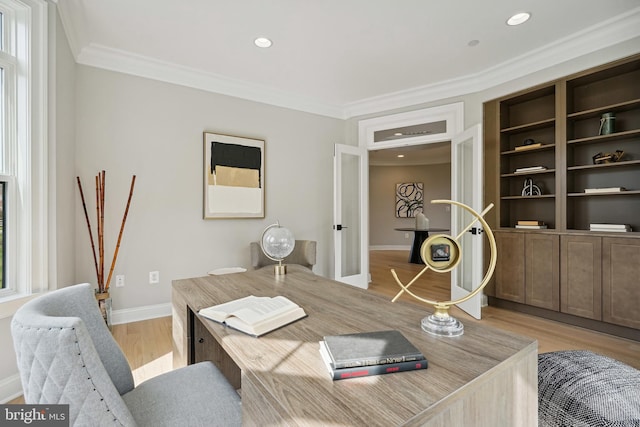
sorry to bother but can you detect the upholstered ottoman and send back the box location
[538,350,640,426]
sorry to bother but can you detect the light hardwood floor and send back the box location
[9,252,639,404]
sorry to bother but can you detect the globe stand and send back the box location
[390,200,497,338]
[274,261,287,276]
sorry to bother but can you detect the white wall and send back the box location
[73,65,344,311]
[369,164,451,248]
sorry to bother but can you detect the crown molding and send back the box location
[59,6,640,120]
[76,44,346,119]
[344,7,640,118]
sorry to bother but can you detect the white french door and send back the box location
[333,144,369,288]
[450,124,484,319]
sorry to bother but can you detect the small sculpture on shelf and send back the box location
[593,150,625,165]
[522,178,542,196]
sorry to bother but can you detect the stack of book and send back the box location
[514,142,542,151]
[514,166,547,174]
[590,223,632,232]
[515,220,547,229]
[584,187,626,194]
[318,330,428,380]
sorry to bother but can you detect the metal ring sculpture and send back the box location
[390,200,497,337]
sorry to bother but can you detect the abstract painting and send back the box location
[396,182,424,218]
[204,132,265,219]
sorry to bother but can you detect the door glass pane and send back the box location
[457,137,475,292]
[374,121,447,143]
[340,152,361,277]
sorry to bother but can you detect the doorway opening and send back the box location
[367,142,452,302]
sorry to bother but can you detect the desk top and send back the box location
[173,267,537,426]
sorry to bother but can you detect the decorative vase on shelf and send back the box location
[415,212,429,230]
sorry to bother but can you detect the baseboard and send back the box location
[369,245,411,251]
[110,302,172,325]
[0,374,23,404]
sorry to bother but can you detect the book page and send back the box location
[200,295,298,326]
[228,296,297,326]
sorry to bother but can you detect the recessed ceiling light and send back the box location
[507,12,531,26]
[394,132,403,136]
[254,37,272,48]
[397,154,405,158]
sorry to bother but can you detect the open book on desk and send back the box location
[199,295,307,337]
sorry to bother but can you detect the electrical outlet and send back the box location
[149,271,160,284]
[115,275,125,287]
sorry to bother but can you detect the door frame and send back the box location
[355,102,467,284]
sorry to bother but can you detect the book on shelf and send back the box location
[584,187,626,194]
[321,330,425,370]
[514,143,542,151]
[514,166,547,173]
[515,224,548,229]
[517,220,545,226]
[590,223,631,232]
[199,295,307,337]
[318,341,428,380]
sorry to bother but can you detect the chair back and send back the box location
[250,240,317,270]
[11,283,136,426]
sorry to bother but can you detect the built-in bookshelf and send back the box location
[498,85,557,229]
[484,54,640,338]
[490,54,640,233]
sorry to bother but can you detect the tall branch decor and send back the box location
[77,171,136,295]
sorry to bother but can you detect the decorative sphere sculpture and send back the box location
[261,222,295,275]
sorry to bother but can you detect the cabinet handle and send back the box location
[198,338,204,343]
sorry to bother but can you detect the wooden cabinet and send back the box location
[603,237,640,329]
[494,231,559,310]
[525,233,560,311]
[495,232,525,303]
[485,54,640,337]
[193,314,241,390]
[560,235,602,320]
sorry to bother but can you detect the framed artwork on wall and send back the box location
[396,182,423,218]
[203,132,265,219]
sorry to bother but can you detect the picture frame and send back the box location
[203,132,265,219]
[395,182,423,218]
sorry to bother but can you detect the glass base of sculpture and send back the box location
[421,313,464,337]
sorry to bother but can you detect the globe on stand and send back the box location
[261,222,295,275]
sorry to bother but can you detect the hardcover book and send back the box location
[199,295,307,337]
[319,341,428,380]
[322,330,425,369]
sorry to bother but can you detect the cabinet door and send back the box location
[495,232,525,303]
[603,238,640,329]
[525,233,559,311]
[560,235,602,320]
[193,316,242,390]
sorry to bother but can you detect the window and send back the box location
[0,0,47,306]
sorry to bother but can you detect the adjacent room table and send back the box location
[172,266,537,426]
[394,228,449,264]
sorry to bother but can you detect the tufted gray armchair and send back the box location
[250,240,317,271]
[11,283,241,426]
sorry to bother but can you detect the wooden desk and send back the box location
[172,266,537,426]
